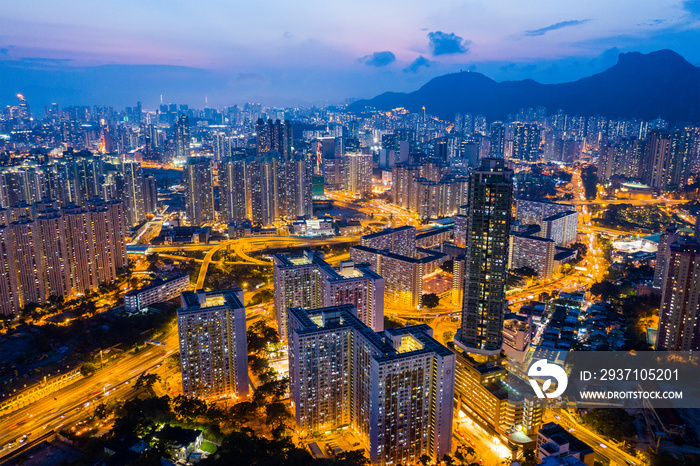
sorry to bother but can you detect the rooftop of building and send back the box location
[179,288,244,314]
[416,225,454,239]
[542,210,578,221]
[352,244,445,264]
[361,225,415,240]
[124,273,188,297]
[539,423,594,457]
[290,305,453,362]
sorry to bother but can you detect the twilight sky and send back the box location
[1,0,699,110]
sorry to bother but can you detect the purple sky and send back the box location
[2,0,699,109]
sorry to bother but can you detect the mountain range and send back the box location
[348,50,700,123]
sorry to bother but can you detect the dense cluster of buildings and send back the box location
[0,199,127,315]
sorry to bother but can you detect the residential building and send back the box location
[273,250,385,341]
[452,349,543,439]
[183,157,215,225]
[653,224,678,289]
[351,245,446,309]
[361,226,416,257]
[537,423,595,466]
[288,304,455,465]
[509,234,556,279]
[178,288,249,399]
[656,241,700,351]
[456,158,513,355]
[124,274,190,311]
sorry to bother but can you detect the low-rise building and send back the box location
[124,273,190,311]
[537,423,595,466]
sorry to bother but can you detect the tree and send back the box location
[513,266,538,278]
[570,242,588,258]
[440,260,454,273]
[590,280,621,301]
[135,372,161,396]
[442,331,455,343]
[171,395,208,422]
[265,401,292,436]
[165,351,181,370]
[421,293,440,309]
[81,362,98,377]
[581,165,598,200]
[335,449,370,465]
[582,408,636,441]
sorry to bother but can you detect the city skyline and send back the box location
[2,1,700,108]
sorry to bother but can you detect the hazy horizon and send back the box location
[2,0,699,110]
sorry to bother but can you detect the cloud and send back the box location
[404,56,433,73]
[360,51,396,67]
[525,19,590,37]
[427,31,470,56]
[685,0,700,16]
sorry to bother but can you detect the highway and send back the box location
[544,411,641,466]
[0,312,265,460]
[0,326,176,458]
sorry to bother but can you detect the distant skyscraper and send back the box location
[178,288,249,399]
[456,158,513,355]
[249,153,279,226]
[343,151,372,195]
[219,157,249,223]
[512,123,540,162]
[0,202,126,315]
[174,115,191,159]
[656,241,700,351]
[653,224,678,289]
[122,161,145,226]
[256,118,292,159]
[288,304,454,465]
[643,130,671,189]
[183,157,215,225]
[490,122,505,157]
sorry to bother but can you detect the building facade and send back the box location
[457,158,513,355]
[656,241,700,351]
[273,250,385,341]
[288,304,455,465]
[178,289,249,399]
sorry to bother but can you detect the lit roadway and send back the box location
[544,411,641,466]
[0,325,177,457]
[0,314,263,459]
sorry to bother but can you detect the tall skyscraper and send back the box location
[653,224,679,289]
[272,250,384,341]
[219,157,249,223]
[249,153,312,226]
[456,158,513,355]
[122,161,145,226]
[183,157,215,225]
[174,115,191,159]
[288,304,454,465]
[643,130,671,189]
[490,122,505,157]
[256,118,292,159]
[178,288,249,399]
[656,242,700,351]
[0,202,127,315]
[343,151,372,195]
[249,153,279,226]
[512,123,540,162]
